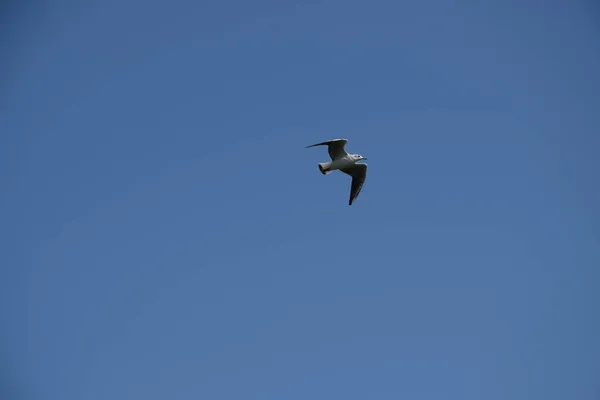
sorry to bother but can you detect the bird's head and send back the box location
[354,154,367,162]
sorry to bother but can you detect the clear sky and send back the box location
[1,0,599,399]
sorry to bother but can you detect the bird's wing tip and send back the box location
[306,138,348,147]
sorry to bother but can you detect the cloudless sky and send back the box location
[2,0,599,399]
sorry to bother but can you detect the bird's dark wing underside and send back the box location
[341,163,367,205]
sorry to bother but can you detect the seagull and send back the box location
[305,138,368,205]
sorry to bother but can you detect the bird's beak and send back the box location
[362,157,367,160]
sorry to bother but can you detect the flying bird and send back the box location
[305,138,368,205]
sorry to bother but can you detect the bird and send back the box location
[305,138,368,206]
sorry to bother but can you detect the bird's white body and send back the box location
[318,155,360,175]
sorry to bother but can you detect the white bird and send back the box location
[305,138,368,206]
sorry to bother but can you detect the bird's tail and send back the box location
[318,162,333,175]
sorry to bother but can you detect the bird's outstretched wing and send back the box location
[341,163,367,205]
[305,138,348,161]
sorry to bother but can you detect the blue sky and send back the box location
[1,0,599,399]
